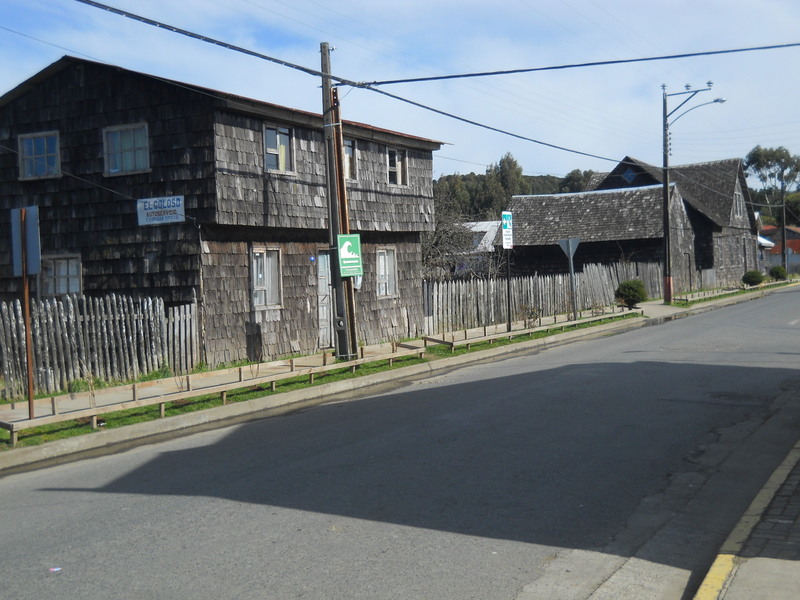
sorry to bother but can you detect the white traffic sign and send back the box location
[501,211,513,249]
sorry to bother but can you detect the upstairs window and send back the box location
[19,131,60,179]
[734,191,744,218]
[387,148,407,185]
[265,125,293,172]
[343,138,357,180]
[40,256,81,297]
[104,123,149,175]
[252,247,282,308]
[376,248,397,297]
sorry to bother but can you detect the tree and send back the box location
[423,178,475,277]
[482,153,530,218]
[744,145,800,221]
[786,191,800,226]
[559,169,596,193]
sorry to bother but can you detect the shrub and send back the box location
[615,279,647,309]
[769,265,787,281]
[742,270,765,286]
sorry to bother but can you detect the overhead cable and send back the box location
[74,0,618,162]
[361,42,800,87]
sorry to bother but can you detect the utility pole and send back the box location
[331,88,359,358]
[321,42,354,359]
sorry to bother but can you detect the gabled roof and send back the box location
[0,56,442,150]
[507,184,665,246]
[596,156,751,229]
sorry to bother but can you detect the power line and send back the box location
[360,42,800,87]
[73,0,359,85]
[73,0,619,163]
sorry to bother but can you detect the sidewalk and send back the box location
[693,442,800,600]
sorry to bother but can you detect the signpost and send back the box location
[502,211,513,332]
[10,207,41,419]
[558,237,580,322]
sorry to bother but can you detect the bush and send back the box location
[769,265,787,281]
[615,279,647,309]
[742,270,765,286]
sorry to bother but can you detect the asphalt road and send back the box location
[1,288,799,600]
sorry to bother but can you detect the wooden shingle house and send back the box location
[507,156,758,294]
[0,57,441,366]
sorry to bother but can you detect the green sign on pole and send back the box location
[337,234,363,277]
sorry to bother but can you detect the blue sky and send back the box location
[2,0,799,179]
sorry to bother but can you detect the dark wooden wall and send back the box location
[0,58,438,367]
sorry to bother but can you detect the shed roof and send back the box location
[508,184,666,246]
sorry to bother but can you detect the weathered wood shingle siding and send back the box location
[348,144,435,233]
[0,59,217,302]
[213,111,436,233]
[355,234,425,342]
[0,57,440,366]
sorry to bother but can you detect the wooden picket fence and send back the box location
[423,261,662,335]
[0,294,198,400]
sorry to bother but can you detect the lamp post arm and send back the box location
[669,98,726,127]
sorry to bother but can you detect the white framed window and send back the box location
[19,131,60,179]
[104,123,149,175]
[252,247,282,307]
[376,248,397,297]
[265,125,293,172]
[343,138,357,180]
[40,255,81,297]
[387,148,407,185]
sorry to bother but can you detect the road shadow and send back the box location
[48,359,800,572]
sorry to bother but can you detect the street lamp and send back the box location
[661,82,726,303]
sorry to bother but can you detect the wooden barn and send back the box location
[508,156,758,294]
[0,56,441,367]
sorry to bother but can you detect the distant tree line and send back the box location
[744,145,800,227]
[424,153,595,277]
[433,152,596,221]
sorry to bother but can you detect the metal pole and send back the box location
[20,208,35,419]
[506,249,512,332]
[782,199,788,271]
[662,86,673,304]
[567,253,578,321]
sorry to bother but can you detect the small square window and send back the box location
[104,123,149,175]
[253,247,282,307]
[40,256,81,297]
[19,131,60,179]
[376,248,397,297]
[265,125,293,172]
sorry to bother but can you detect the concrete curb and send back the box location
[692,442,800,600]
[0,317,645,473]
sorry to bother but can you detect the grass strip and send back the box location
[1,314,636,449]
